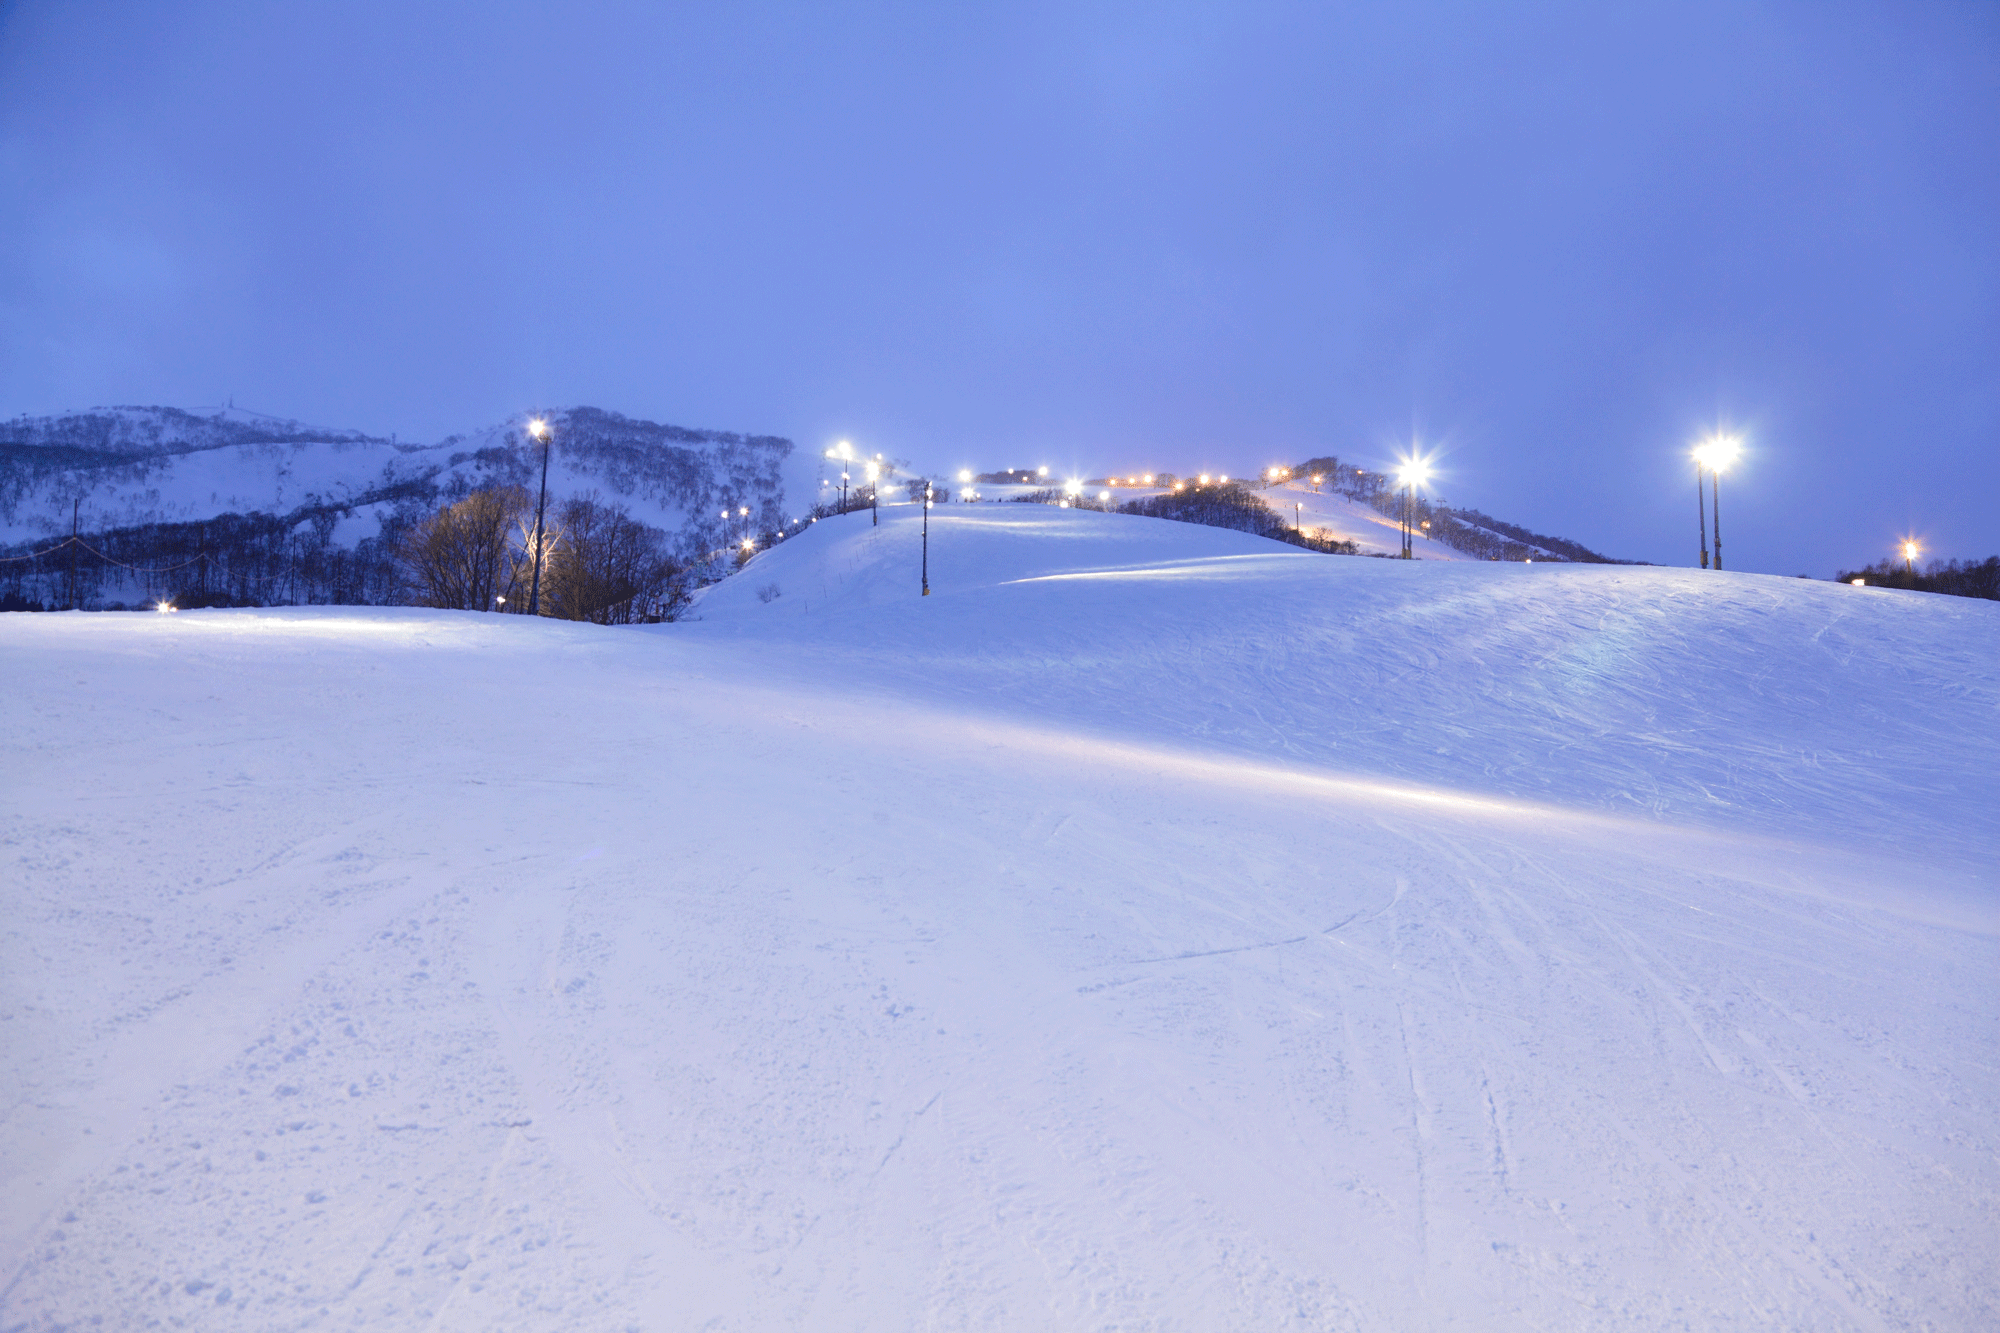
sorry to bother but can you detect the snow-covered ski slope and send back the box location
[4,505,1995,1330]
[964,481,1474,559]
[1258,479,1482,559]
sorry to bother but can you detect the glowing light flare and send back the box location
[155,601,176,613]
[528,418,549,440]
[1902,540,1920,562]
[1694,435,1741,473]
[1142,474,1154,484]
[958,469,972,482]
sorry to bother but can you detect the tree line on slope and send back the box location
[1832,556,1999,601]
[0,506,402,611]
[1114,483,1361,554]
[400,486,694,622]
[0,485,708,622]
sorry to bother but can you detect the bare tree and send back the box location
[399,486,530,611]
[539,493,678,624]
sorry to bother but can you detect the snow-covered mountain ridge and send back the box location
[0,404,791,557]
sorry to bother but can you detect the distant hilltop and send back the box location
[0,404,792,611]
[0,404,791,554]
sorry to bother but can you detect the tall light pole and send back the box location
[1695,453,1710,569]
[921,481,931,596]
[526,417,553,615]
[1712,466,1722,570]
[1395,457,1431,559]
[1696,436,1739,571]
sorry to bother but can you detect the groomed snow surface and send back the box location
[5,504,1995,1331]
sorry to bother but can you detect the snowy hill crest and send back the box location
[0,404,793,557]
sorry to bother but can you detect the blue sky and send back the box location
[2,1,1993,573]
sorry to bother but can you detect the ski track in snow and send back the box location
[3,505,1995,1331]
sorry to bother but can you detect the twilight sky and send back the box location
[2,1,1994,574]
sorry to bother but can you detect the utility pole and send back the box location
[921,482,931,596]
[1295,501,1302,534]
[69,498,79,610]
[527,419,553,615]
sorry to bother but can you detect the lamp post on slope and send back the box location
[526,417,553,615]
[921,481,931,596]
[1395,456,1432,559]
[1695,435,1740,571]
[1696,455,1709,569]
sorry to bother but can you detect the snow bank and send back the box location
[3,507,1994,1330]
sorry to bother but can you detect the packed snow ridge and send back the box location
[4,503,1995,1330]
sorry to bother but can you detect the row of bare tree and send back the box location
[399,486,688,623]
